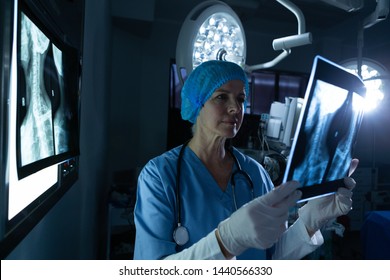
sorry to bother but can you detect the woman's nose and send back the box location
[228,98,242,113]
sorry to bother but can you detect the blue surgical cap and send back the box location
[181,60,249,123]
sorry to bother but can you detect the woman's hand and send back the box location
[298,159,359,235]
[217,181,302,257]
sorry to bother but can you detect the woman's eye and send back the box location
[215,94,228,100]
[213,92,246,104]
[238,95,246,103]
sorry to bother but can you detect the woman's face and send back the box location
[197,80,246,139]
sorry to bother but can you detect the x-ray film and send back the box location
[16,7,80,179]
[283,56,366,202]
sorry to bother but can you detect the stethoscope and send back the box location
[173,141,255,246]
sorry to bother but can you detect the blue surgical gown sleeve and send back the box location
[133,151,178,259]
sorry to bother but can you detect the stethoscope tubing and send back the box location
[174,141,254,246]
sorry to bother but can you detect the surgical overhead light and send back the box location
[176,1,246,84]
[176,0,312,83]
[342,58,388,111]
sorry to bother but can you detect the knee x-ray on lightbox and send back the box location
[283,55,366,202]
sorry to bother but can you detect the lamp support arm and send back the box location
[245,0,312,72]
[245,49,291,72]
[276,0,306,34]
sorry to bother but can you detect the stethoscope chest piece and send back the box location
[173,225,189,246]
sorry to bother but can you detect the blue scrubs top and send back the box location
[134,145,274,260]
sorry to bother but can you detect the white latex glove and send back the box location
[217,181,302,256]
[298,159,359,234]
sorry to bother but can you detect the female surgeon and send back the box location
[133,60,358,260]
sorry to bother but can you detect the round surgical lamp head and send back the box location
[176,0,246,84]
[341,58,388,111]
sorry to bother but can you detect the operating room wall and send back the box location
[107,19,179,176]
[107,20,176,174]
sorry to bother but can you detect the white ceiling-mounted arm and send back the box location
[245,0,312,72]
[363,0,389,28]
[276,0,306,34]
[357,0,389,77]
[244,49,291,72]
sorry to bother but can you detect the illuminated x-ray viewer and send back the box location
[283,56,366,202]
[16,4,80,179]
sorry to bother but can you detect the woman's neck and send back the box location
[188,135,233,191]
[188,135,227,162]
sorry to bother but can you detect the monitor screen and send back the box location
[16,3,80,179]
[283,56,366,202]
